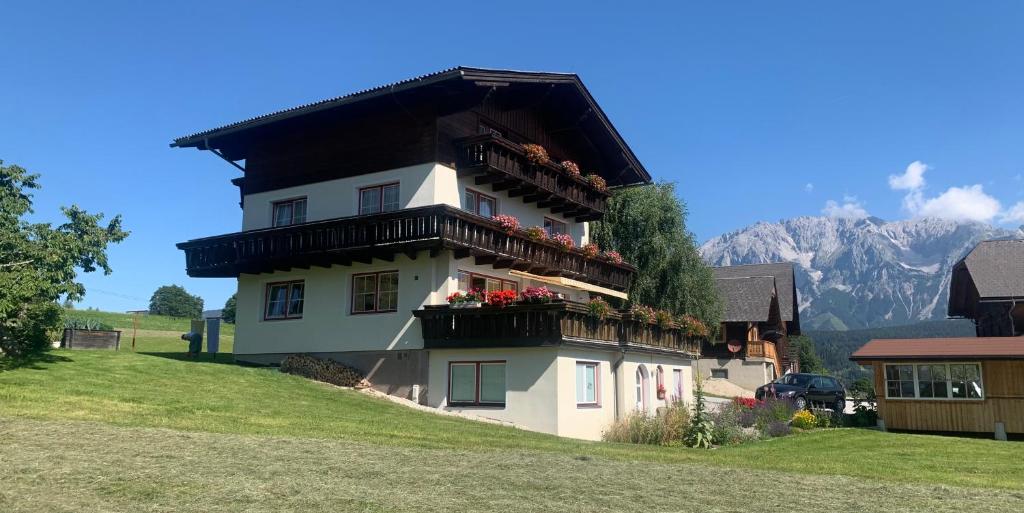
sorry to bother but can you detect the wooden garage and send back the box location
[851,337,1024,440]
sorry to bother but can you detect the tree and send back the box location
[149,285,203,318]
[222,293,237,324]
[0,160,128,358]
[591,183,722,334]
[790,334,825,374]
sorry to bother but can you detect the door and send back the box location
[807,377,830,405]
[635,365,649,412]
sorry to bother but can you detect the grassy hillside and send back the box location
[1,331,1022,511]
[808,319,976,384]
[64,309,235,336]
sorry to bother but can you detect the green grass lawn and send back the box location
[1,332,1023,512]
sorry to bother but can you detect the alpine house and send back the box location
[173,67,698,440]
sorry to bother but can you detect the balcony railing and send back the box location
[176,205,634,291]
[413,301,701,355]
[455,134,610,221]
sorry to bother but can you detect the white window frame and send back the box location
[543,217,567,237]
[575,361,600,408]
[272,197,307,227]
[883,362,985,401]
[464,188,498,217]
[359,183,400,215]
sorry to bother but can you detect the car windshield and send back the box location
[782,374,813,387]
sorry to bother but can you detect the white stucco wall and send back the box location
[233,252,450,355]
[696,357,774,392]
[240,163,460,231]
[617,354,694,419]
[426,347,561,435]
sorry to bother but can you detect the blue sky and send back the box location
[2,1,1022,312]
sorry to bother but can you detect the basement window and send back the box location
[449,361,506,407]
[710,369,728,379]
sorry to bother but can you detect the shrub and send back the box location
[752,397,797,431]
[280,354,370,388]
[603,403,689,446]
[520,286,556,304]
[551,232,574,251]
[525,226,547,241]
[486,289,517,307]
[603,250,623,264]
[586,297,612,320]
[559,160,581,177]
[522,143,549,164]
[847,402,879,427]
[222,293,237,324]
[492,214,520,235]
[581,242,599,258]
[684,375,715,449]
[584,174,607,192]
[791,409,817,430]
[765,420,791,438]
[1,302,63,358]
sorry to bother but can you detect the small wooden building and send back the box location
[948,239,1024,337]
[851,337,1024,439]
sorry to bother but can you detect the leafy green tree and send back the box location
[222,293,237,324]
[790,334,825,374]
[149,285,203,318]
[0,160,128,358]
[591,183,722,334]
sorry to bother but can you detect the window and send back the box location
[264,281,304,320]
[656,366,665,395]
[272,198,307,227]
[711,369,729,379]
[359,183,400,215]
[351,271,399,314]
[464,189,497,217]
[448,361,506,406]
[576,362,599,407]
[456,270,518,294]
[635,365,648,411]
[673,369,684,401]
[885,363,984,400]
[543,217,567,237]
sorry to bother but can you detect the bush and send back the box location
[0,302,63,358]
[149,285,203,318]
[765,420,791,438]
[280,354,370,388]
[222,293,237,324]
[603,403,689,446]
[847,402,879,427]
[63,317,114,331]
[791,410,817,430]
[752,397,798,431]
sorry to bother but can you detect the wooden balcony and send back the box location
[413,301,701,355]
[176,205,634,291]
[455,134,610,221]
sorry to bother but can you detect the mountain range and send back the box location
[700,216,1023,331]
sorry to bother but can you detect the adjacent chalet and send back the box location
[173,67,699,440]
[948,239,1024,337]
[699,263,800,391]
[850,238,1024,440]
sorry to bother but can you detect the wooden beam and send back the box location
[491,180,516,192]
[475,173,502,186]
[453,248,471,259]
[524,192,552,203]
[403,250,418,260]
[429,248,441,258]
[376,253,395,263]
[493,258,515,269]
[511,262,531,271]
[475,255,498,265]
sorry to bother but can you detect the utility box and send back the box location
[206,318,220,355]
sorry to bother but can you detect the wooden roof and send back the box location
[851,337,1024,361]
[170,67,651,186]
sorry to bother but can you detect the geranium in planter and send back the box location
[629,304,656,324]
[551,232,575,251]
[657,384,667,400]
[521,286,556,304]
[584,174,607,192]
[603,250,623,265]
[492,214,520,235]
[581,242,599,258]
[525,226,547,241]
[486,289,518,308]
[678,314,709,338]
[522,143,549,165]
[587,297,611,320]
[655,309,675,330]
[447,289,485,308]
[559,160,581,177]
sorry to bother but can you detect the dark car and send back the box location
[754,373,846,411]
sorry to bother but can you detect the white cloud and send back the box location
[904,184,1002,223]
[823,197,869,219]
[888,161,928,191]
[804,183,814,193]
[1002,201,1024,224]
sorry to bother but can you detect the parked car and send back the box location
[754,373,846,411]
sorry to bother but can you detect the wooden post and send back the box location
[131,312,138,352]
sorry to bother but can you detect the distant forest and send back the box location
[806,319,975,384]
